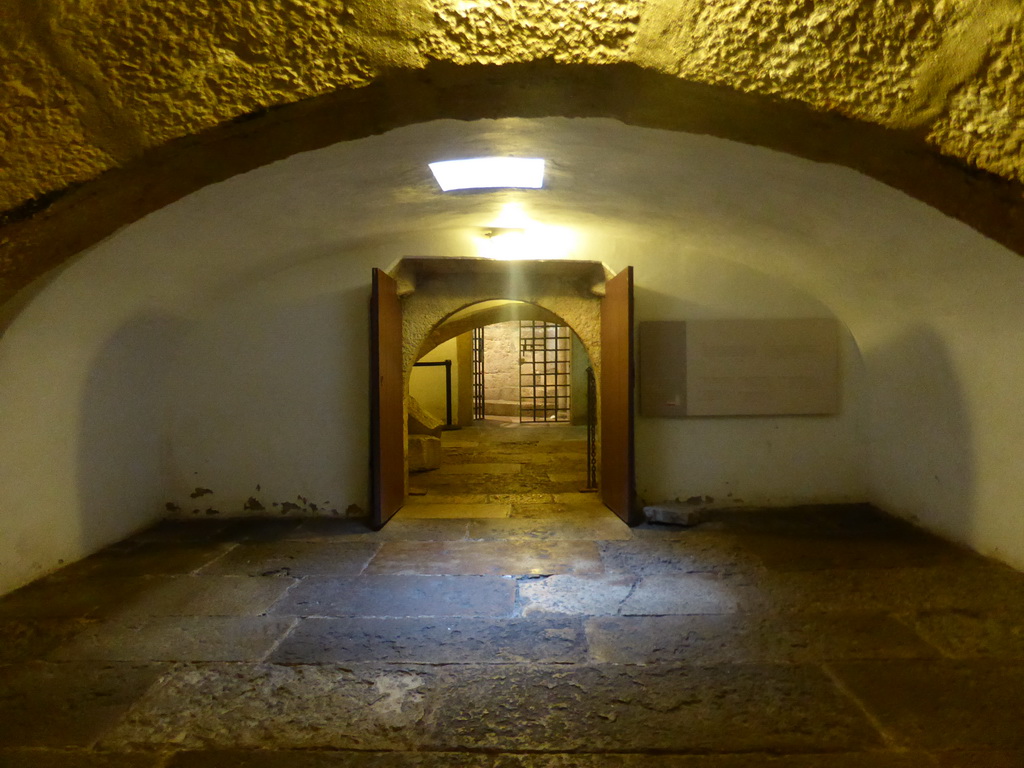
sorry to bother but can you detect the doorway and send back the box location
[405,317,593,502]
[370,258,634,529]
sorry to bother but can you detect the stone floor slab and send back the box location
[168,751,498,767]
[374,519,470,541]
[94,576,296,620]
[123,519,235,545]
[908,608,1024,658]
[271,616,586,663]
[366,540,603,576]
[467,516,630,541]
[492,754,935,768]
[3,495,1023,764]
[428,663,882,753]
[585,613,938,664]
[620,574,744,615]
[547,472,588,483]
[394,503,511,519]
[165,752,937,768]
[48,543,233,581]
[552,492,609,507]
[828,659,1024,750]
[0,577,159,619]
[739,531,976,572]
[198,541,379,577]
[518,573,745,616]
[737,565,1024,615]
[102,664,438,751]
[405,493,491,504]
[508,502,571,518]
[933,751,1024,767]
[0,750,167,767]
[221,518,305,542]
[599,537,762,576]
[49,616,296,662]
[270,575,516,617]
[517,573,635,616]
[433,463,521,474]
[0,662,166,748]
[286,518,376,541]
[489,493,556,504]
[0,618,97,663]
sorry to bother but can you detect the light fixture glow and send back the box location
[474,203,577,261]
[429,157,545,192]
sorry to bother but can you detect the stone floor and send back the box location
[3,424,1024,766]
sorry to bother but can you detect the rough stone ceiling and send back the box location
[2,0,1024,304]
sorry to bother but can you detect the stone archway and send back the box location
[370,256,636,523]
[407,300,596,505]
[396,256,604,494]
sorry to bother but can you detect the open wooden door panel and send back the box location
[370,268,404,529]
[600,266,637,524]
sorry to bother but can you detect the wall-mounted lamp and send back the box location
[480,227,526,239]
[474,207,576,261]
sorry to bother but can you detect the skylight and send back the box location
[428,157,545,192]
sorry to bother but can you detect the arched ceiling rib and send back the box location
[3,1,1024,305]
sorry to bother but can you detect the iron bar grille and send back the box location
[472,326,485,420]
[585,365,598,489]
[518,321,571,423]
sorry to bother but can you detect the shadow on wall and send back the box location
[865,324,974,539]
[75,312,187,549]
[163,284,370,516]
[632,281,869,508]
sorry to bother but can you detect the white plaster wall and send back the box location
[410,337,459,426]
[2,116,1024,596]
[631,255,866,508]
[0,237,191,596]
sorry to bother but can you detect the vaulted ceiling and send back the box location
[3,0,1024,305]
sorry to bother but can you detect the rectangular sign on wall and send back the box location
[638,321,688,417]
[639,319,840,417]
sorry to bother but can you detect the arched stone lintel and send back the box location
[420,301,568,358]
[3,61,1023,308]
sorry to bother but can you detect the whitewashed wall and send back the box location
[2,117,1023,595]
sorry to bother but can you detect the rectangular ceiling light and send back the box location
[428,157,545,192]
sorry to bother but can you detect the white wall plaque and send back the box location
[685,318,839,416]
[639,319,840,417]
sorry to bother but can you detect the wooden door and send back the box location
[600,267,637,524]
[370,268,404,529]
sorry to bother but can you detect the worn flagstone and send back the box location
[827,659,1024,751]
[518,573,746,616]
[0,750,166,768]
[394,503,511,519]
[2,425,1023,765]
[584,613,939,664]
[197,541,379,577]
[101,663,439,751]
[271,616,586,664]
[428,663,882,753]
[365,540,603,576]
[269,575,516,618]
[95,576,296,620]
[49,616,296,662]
[0,662,166,748]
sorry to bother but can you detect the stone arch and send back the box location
[401,278,603,390]
[416,299,594,372]
[4,56,1024,307]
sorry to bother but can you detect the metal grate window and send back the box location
[472,326,485,420]
[518,321,571,423]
